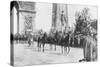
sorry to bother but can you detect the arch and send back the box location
[10,1,19,11]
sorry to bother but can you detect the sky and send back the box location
[35,3,97,33]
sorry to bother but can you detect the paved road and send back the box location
[14,42,84,66]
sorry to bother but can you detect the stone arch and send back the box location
[10,1,19,12]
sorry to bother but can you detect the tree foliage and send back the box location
[75,8,92,36]
[75,8,97,41]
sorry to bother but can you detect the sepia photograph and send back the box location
[10,1,98,66]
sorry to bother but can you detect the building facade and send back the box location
[11,1,36,35]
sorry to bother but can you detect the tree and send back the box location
[75,8,91,36]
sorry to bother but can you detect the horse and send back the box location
[59,33,70,54]
[47,35,54,50]
[53,31,60,51]
[37,34,43,51]
[37,32,47,52]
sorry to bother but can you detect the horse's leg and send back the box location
[29,41,31,47]
[72,38,74,47]
[50,44,52,50]
[67,41,70,54]
[42,43,45,52]
[63,46,65,54]
[55,44,56,51]
[28,43,30,47]
[64,46,67,55]
[37,41,39,47]
[67,46,70,54]
[30,40,32,46]
[39,42,42,51]
[61,46,63,54]
[37,42,40,51]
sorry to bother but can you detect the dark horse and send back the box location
[37,31,71,54]
[37,32,47,52]
[59,33,70,54]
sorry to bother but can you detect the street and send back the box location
[14,42,84,66]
